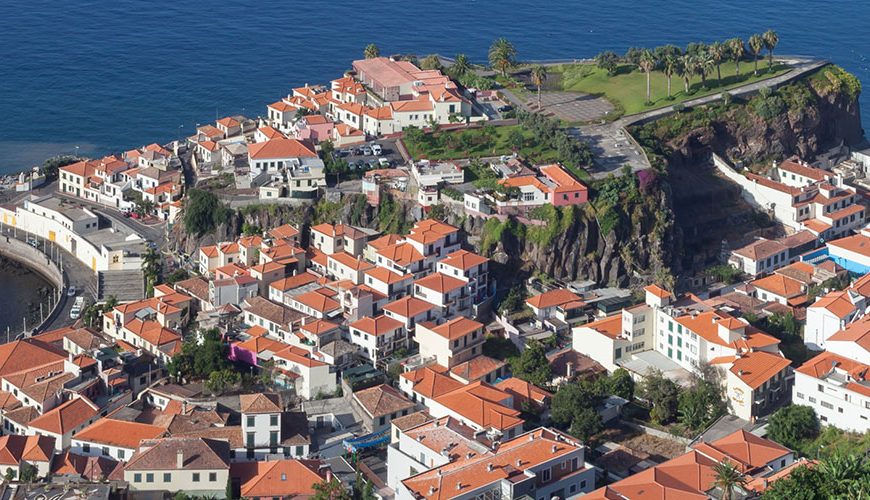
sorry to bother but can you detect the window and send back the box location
[134,473,141,483]
[209,472,217,482]
[83,444,90,453]
[270,414,279,426]
[146,473,154,483]
[796,392,804,399]
[270,431,279,446]
[541,469,551,482]
[193,473,200,482]
[821,401,833,410]
[102,447,109,456]
[580,480,587,489]
[818,384,824,393]
[247,432,255,448]
[164,473,171,482]
[118,449,125,460]
[809,397,817,403]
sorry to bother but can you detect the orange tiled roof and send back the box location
[349,315,403,336]
[750,274,805,298]
[526,288,581,309]
[439,249,488,271]
[248,138,317,160]
[828,233,870,258]
[365,266,412,285]
[232,459,325,498]
[405,220,458,245]
[74,418,165,450]
[378,243,424,266]
[383,296,434,318]
[29,397,98,435]
[401,365,463,399]
[423,317,482,340]
[434,381,523,432]
[414,272,466,294]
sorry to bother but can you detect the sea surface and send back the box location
[0,256,50,334]
[1,0,869,173]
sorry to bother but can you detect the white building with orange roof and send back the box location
[247,137,320,177]
[383,295,435,331]
[364,266,414,300]
[749,273,807,306]
[525,288,582,321]
[288,288,342,320]
[70,418,165,461]
[414,318,485,370]
[376,242,427,276]
[404,220,461,264]
[347,315,406,365]
[198,241,241,275]
[805,284,867,350]
[413,272,471,317]
[793,351,869,432]
[268,271,318,305]
[825,232,870,272]
[825,313,870,365]
[268,223,300,246]
[331,123,366,147]
[310,223,368,255]
[426,381,524,439]
[267,100,298,131]
[271,345,335,399]
[396,427,593,500]
[331,75,368,104]
[27,397,100,452]
[254,125,286,143]
[365,233,404,262]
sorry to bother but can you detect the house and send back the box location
[326,252,374,285]
[587,430,796,499]
[526,288,582,321]
[396,428,595,500]
[750,273,807,306]
[124,437,231,498]
[729,231,819,277]
[70,418,165,462]
[248,138,319,177]
[826,233,870,273]
[310,223,369,256]
[210,274,259,308]
[230,458,327,499]
[27,397,100,452]
[364,267,415,300]
[242,296,305,342]
[414,318,485,369]
[413,273,470,317]
[239,394,283,457]
[793,351,870,433]
[382,295,435,331]
[412,161,465,188]
[436,250,492,307]
[804,280,868,350]
[826,313,870,364]
[347,315,407,365]
[271,346,336,399]
[351,384,416,433]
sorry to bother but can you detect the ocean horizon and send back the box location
[2,0,868,173]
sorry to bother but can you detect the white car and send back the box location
[371,144,383,156]
[69,307,81,320]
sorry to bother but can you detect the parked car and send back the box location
[371,144,383,155]
[69,297,85,320]
[355,160,367,170]
[361,146,373,156]
[67,286,77,297]
[378,157,391,167]
[367,160,379,169]
[497,105,514,113]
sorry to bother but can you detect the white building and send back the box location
[793,351,870,433]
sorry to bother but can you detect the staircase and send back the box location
[98,269,145,302]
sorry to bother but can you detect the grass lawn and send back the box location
[548,59,790,115]
[404,124,561,164]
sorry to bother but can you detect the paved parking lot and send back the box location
[533,91,615,123]
[570,124,648,179]
[335,139,405,172]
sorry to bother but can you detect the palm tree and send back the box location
[363,43,380,59]
[696,51,715,89]
[530,65,547,109]
[677,54,692,94]
[728,38,745,75]
[488,38,517,77]
[763,29,779,70]
[709,42,727,84]
[452,53,470,77]
[749,34,764,75]
[662,54,678,99]
[638,50,657,104]
[713,459,746,500]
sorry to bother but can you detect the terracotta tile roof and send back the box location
[721,351,791,389]
[796,351,870,397]
[74,418,165,449]
[695,429,791,470]
[434,381,523,431]
[403,428,581,500]
[269,272,318,293]
[258,125,286,139]
[0,338,66,378]
[777,158,829,181]
[51,450,116,480]
[274,345,326,368]
[349,315,403,336]
[378,243,424,266]
[401,365,463,399]
[235,335,286,356]
[732,238,787,261]
[292,290,341,315]
[125,437,230,471]
[300,319,339,337]
[828,233,870,259]
[29,397,99,435]
[414,272,466,294]
[0,435,55,465]
[365,266,412,285]
[391,99,433,113]
[526,288,582,309]
[5,405,39,427]
[577,315,622,340]
[329,252,375,272]
[368,234,403,250]
[802,218,832,233]
[750,274,805,298]
[540,164,587,193]
[390,410,433,432]
[450,356,506,382]
[353,384,414,418]
[810,290,857,319]
[745,172,801,195]
[439,249,489,271]
[269,223,300,241]
[231,459,326,498]
[240,393,282,414]
[406,220,459,245]
[244,296,304,326]
[424,317,483,340]
[494,377,552,409]
[383,296,434,318]
[827,314,870,352]
[248,138,317,160]
[402,416,491,462]
[644,284,673,299]
[676,310,779,349]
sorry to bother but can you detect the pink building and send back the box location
[540,164,588,206]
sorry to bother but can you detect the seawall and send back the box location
[0,237,65,333]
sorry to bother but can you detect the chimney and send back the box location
[516,459,522,467]
[566,362,574,378]
[429,487,436,495]
[326,469,333,483]
[456,482,462,491]
[176,449,184,468]
[552,445,557,453]
[487,464,494,472]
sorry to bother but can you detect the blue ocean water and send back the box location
[1,0,868,173]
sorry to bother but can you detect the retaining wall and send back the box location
[0,237,65,333]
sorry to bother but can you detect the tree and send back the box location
[728,38,746,75]
[206,369,241,394]
[363,43,380,59]
[662,54,678,99]
[709,41,727,84]
[677,54,691,94]
[18,463,37,483]
[763,30,779,70]
[678,364,727,432]
[713,459,746,500]
[313,477,351,500]
[362,479,376,500]
[508,127,525,151]
[767,405,819,450]
[608,368,635,401]
[530,65,548,109]
[762,454,870,499]
[696,50,714,89]
[183,189,233,236]
[595,51,619,76]
[624,47,644,66]
[638,369,679,424]
[511,341,552,387]
[142,247,161,297]
[488,38,517,77]
[569,407,603,442]
[167,328,230,382]
[749,34,764,75]
[451,53,470,77]
[42,155,81,180]
[420,54,442,71]
[638,50,657,104]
